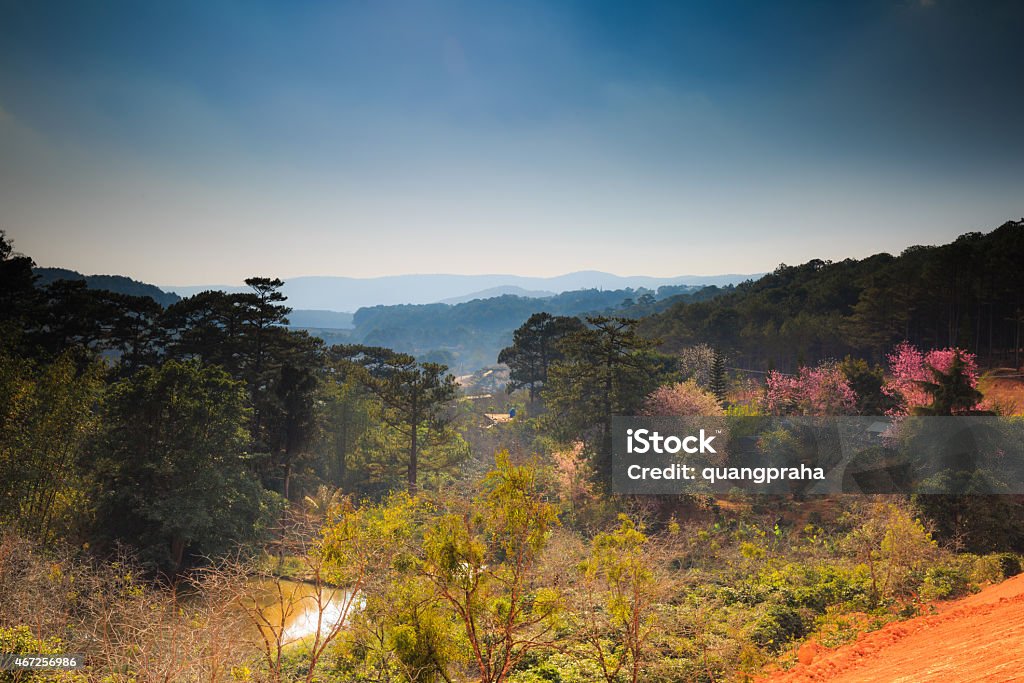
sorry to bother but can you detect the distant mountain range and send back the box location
[163,271,759,313]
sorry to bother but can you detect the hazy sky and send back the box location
[1,0,1022,285]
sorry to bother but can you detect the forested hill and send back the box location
[348,285,729,371]
[34,267,181,307]
[640,220,1024,371]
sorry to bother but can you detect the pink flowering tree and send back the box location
[882,341,981,415]
[764,362,857,416]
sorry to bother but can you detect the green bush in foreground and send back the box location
[0,626,86,683]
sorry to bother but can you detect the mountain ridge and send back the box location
[33,267,182,307]
[163,271,759,312]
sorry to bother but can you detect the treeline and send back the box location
[640,220,1024,371]
[32,266,183,307]
[346,284,726,371]
[0,233,468,572]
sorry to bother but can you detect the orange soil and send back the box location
[759,573,1024,682]
[979,372,1024,415]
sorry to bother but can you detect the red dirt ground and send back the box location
[759,573,1024,682]
[979,370,1024,415]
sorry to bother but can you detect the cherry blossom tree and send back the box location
[764,362,857,416]
[882,341,981,415]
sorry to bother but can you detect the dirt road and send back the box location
[760,573,1024,682]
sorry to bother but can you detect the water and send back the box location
[247,579,356,645]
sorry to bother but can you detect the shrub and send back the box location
[970,555,1005,585]
[997,553,1022,578]
[920,561,972,601]
[0,626,87,682]
[751,603,808,652]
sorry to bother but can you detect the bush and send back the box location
[920,561,972,601]
[751,603,808,652]
[0,626,87,682]
[970,554,1005,585]
[997,553,1022,578]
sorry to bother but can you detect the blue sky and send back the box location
[1,0,1022,284]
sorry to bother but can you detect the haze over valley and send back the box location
[160,270,757,313]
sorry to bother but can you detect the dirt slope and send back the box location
[760,573,1024,682]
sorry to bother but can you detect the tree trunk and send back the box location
[408,418,419,495]
[283,461,292,501]
[171,536,186,573]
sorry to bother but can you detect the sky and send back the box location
[1,0,1022,285]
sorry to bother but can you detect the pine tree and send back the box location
[709,349,726,405]
[912,349,984,416]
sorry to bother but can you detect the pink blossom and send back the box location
[882,341,980,415]
[764,362,857,416]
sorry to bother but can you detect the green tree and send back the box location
[161,290,249,372]
[334,346,459,494]
[95,360,280,571]
[163,281,325,494]
[575,515,659,683]
[912,350,985,416]
[839,356,894,415]
[318,353,376,490]
[544,317,670,485]
[0,231,42,351]
[0,351,103,542]
[498,312,585,401]
[709,348,727,404]
[422,452,561,683]
[341,574,463,683]
[845,501,939,606]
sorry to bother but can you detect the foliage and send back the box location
[574,515,660,683]
[498,312,585,401]
[0,626,87,682]
[0,533,254,683]
[838,356,894,415]
[642,379,724,417]
[94,360,281,571]
[543,317,673,486]
[0,351,103,542]
[422,452,562,683]
[678,344,716,389]
[348,285,720,373]
[883,341,982,415]
[764,361,857,416]
[330,345,460,493]
[919,558,974,601]
[642,222,1024,372]
[844,501,939,606]
[337,574,464,683]
[912,492,1024,553]
[6,226,1024,682]
[550,442,597,524]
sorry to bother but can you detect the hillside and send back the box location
[164,270,756,312]
[762,572,1024,682]
[641,220,1024,372]
[33,267,181,307]
[345,285,728,371]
